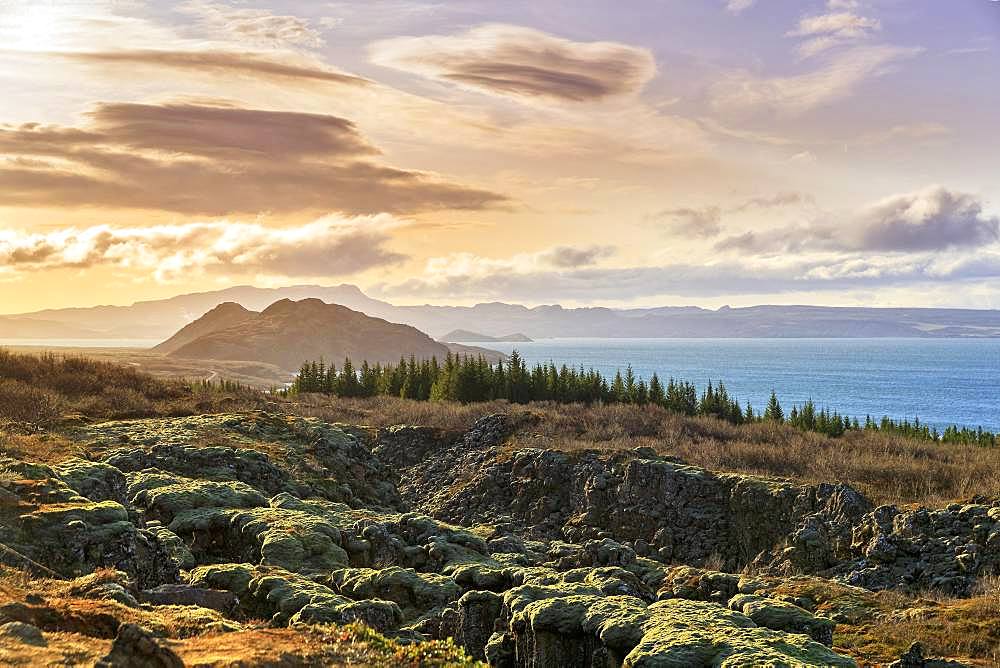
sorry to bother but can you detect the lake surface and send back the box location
[459,338,1000,432]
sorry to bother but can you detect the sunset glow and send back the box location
[0,0,998,312]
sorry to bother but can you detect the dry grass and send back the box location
[289,394,512,434]
[0,567,481,667]
[0,349,268,425]
[2,346,997,508]
[487,401,1000,507]
[0,432,84,465]
[755,575,1000,665]
[289,397,1000,508]
[839,594,1000,666]
[2,345,292,387]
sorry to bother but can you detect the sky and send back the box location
[0,0,999,313]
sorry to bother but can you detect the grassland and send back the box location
[291,395,1000,508]
[3,348,998,508]
[2,345,291,386]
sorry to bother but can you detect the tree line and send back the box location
[290,352,996,447]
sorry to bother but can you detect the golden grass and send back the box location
[3,344,997,508]
[837,594,1000,666]
[0,567,481,667]
[0,349,269,425]
[288,397,1000,508]
[0,432,85,465]
[747,575,1000,666]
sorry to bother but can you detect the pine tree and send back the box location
[763,391,784,422]
[648,373,665,406]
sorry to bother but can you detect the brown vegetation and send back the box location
[291,396,1000,507]
[0,349,267,426]
[2,348,996,507]
[756,575,1000,665]
[0,568,480,667]
[2,346,292,387]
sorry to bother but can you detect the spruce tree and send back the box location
[763,391,784,422]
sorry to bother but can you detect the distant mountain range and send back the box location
[439,329,533,343]
[155,298,501,371]
[7,283,1000,341]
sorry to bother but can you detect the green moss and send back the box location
[450,563,512,591]
[53,458,126,504]
[581,596,651,651]
[292,598,403,631]
[751,576,881,625]
[333,621,485,667]
[23,499,129,526]
[190,563,404,631]
[188,562,257,598]
[658,566,740,603]
[728,593,835,646]
[145,520,195,570]
[168,503,349,572]
[327,567,462,620]
[81,412,401,508]
[496,576,855,667]
[128,471,267,523]
[622,599,856,668]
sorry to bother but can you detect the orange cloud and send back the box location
[370,24,656,103]
[0,215,407,281]
[0,102,507,216]
[65,50,369,87]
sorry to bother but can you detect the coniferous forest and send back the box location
[291,352,997,447]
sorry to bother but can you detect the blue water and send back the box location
[460,338,1000,432]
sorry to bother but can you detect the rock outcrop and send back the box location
[1,409,995,666]
[388,415,871,573]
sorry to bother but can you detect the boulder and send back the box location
[94,623,183,668]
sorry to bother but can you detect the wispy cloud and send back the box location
[0,215,406,282]
[711,45,921,116]
[651,207,723,238]
[369,23,656,103]
[379,256,1000,303]
[177,1,329,49]
[789,8,881,58]
[725,0,756,15]
[650,193,809,239]
[65,50,369,87]
[731,192,811,212]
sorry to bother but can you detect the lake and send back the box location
[458,338,1000,432]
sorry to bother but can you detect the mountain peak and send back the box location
[161,298,480,371]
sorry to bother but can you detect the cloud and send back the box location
[0,215,406,282]
[731,192,811,212]
[649,194,807,240]
[652,207,723,238]
[0,102,506,216]
[789,10,881,58]
[854,186,1000,252]
[711,45,920,116]
[725,0,756,14]
[826,0,860,10]
[395,245,619,296]
[852,123,952,147]
[177,1,327,49]
[66,50,369,87]
[369,24,656,103]
[714,186,999,254]
[539,245,617,268]
[382,249,1000,303]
